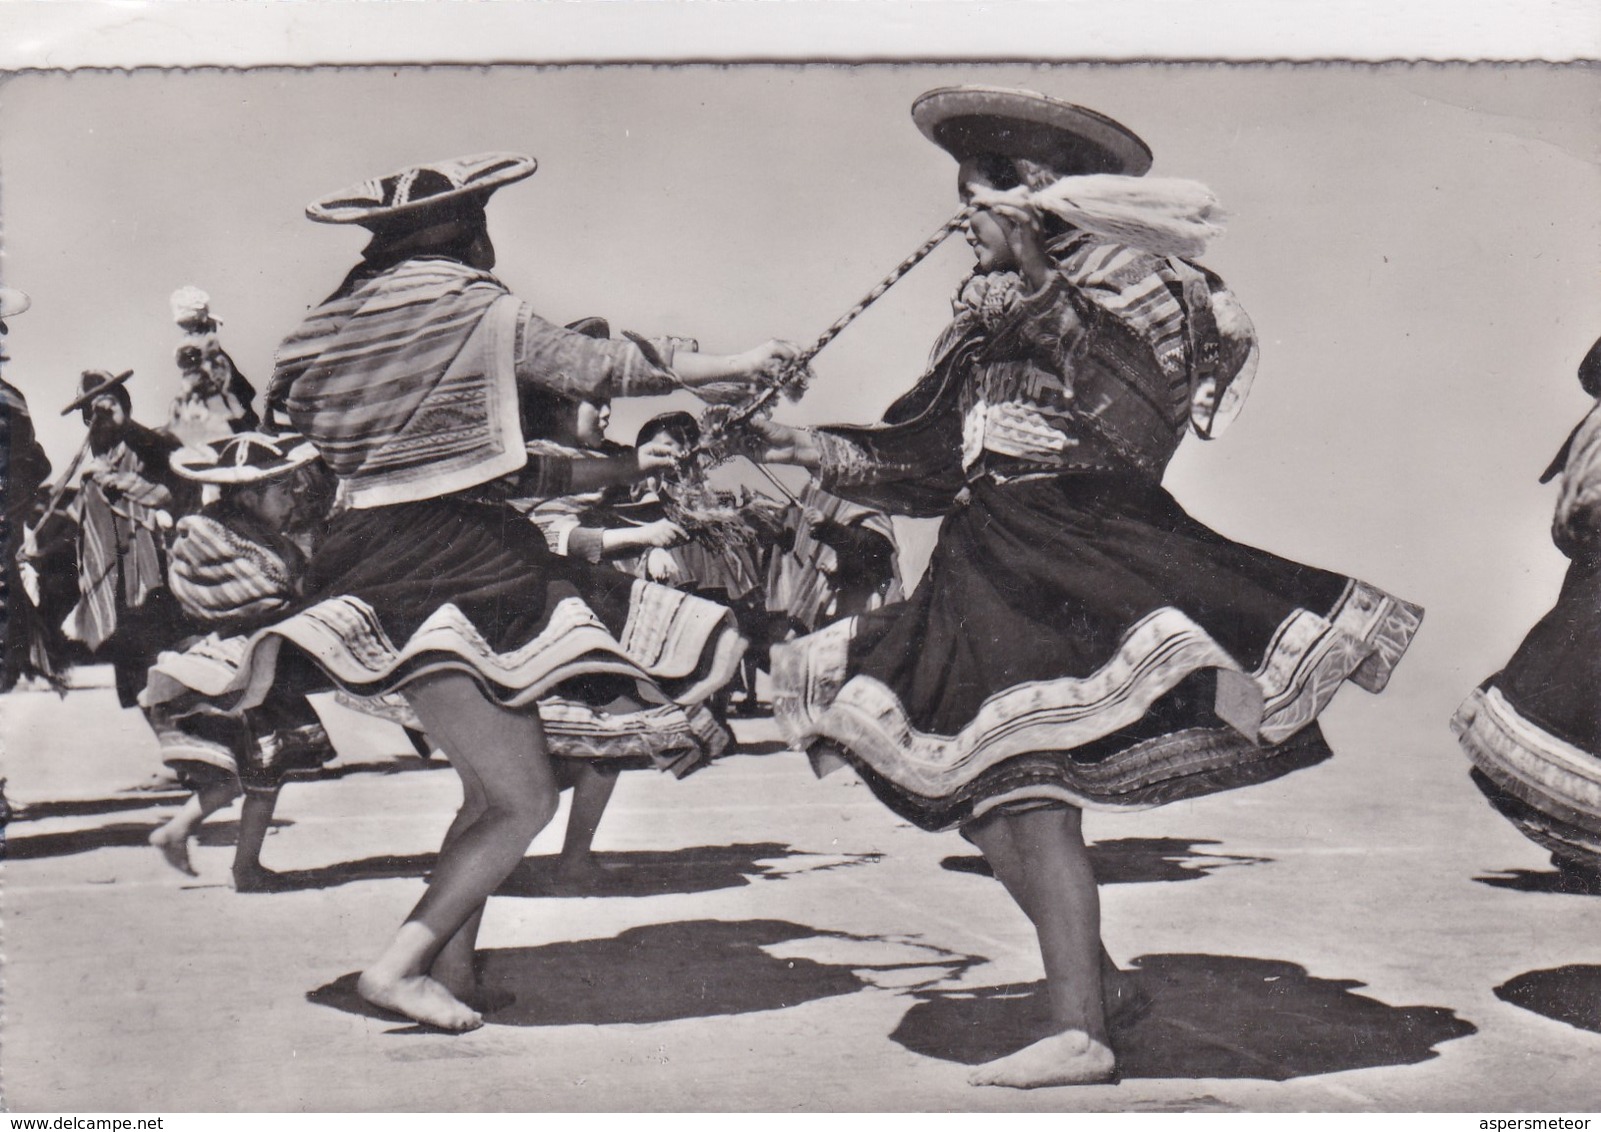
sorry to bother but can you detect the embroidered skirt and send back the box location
[773,473,1423,832]
[154,651,335,790]
[1453,557,1601,869]
[142,497,745,774]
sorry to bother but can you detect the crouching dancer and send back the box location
[141,152,795,1031]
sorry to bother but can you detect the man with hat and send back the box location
[0,286,60,691]
[61,366,194,709]
[751,85,1422,1086]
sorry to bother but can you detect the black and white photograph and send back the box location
[0,3,1598,1116]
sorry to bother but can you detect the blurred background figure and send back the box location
[0,286,68,693]
[60,367,194,711]
[164,286,258,449]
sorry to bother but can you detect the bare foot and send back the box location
[968,1030,1116,1089]
[149,827,198,877]
[357,970,483,1032]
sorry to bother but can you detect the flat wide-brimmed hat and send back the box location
[306,152,538,229]
[912,86,1152,177]
[172,431,321,485]
[61,369,134,417]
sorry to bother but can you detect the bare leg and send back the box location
[149,779,240,877]
[549,760,620,889]
[969,810,1142,1028]
[232,786,284,892]
[355,671,557,1031]
[428,758,490,1000]
[966,806,1115,1088]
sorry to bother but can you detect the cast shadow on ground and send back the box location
[311,756,449,781]
[1495,966,1601,1034]
[0,817,297,861]
[1474,868,1601,897]
[494,842,881,899]
[891,953,1476,1079]
[728,738,791,757]
[940,838,1273,886]
[308,917,980,1032]
[9,794,183,823]
[211,841,874,895]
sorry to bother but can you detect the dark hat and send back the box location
[636,411,701,449]
[61,369,134,417]
[565,316,611,340]
[912,86,1152,177]
[171,431,321,485]
[306,152,537,230]
[1579,334,1601,398]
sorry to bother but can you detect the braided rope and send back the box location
[801,204,976,363]
[706,205,975,440]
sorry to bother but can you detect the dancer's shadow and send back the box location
[1,817,297,861]
[236,842,876,896]
[941,838,1272,885]
[1475,868,1601,897]
[494,842,880,899]
[3,820,164,860]
[1496,967,1601,1034]
[892,953,1475,1079]
[730,739,791,757]
[312,756,450,781]
[308,918,979,1031]
[8,794,184,824]
[226,852,439,891]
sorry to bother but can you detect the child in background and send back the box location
[147,433,335,891]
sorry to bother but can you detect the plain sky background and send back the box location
[1,63,1598,766]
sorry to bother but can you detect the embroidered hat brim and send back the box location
[172,432,322,484]
[60,369,135,417]
[0,287,31,320]
[306,152,537,227]
[912,86,1152,177]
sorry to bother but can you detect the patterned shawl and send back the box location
[269,257,514,487]
[168,510,302,626]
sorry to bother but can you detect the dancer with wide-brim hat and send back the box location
[749,86,1423,1087]
[147,431,336,891]
[142,150,799,1030]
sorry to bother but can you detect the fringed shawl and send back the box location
[269,257,525,505]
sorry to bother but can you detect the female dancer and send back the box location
[1454,335,1601,881]
[144,152,794,1031]
[750,87,1422,1087]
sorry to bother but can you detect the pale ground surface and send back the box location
[2,675,1600,1113]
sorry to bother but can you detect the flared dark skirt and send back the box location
[1454,557,1601,869]
[775,474,1422,831]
